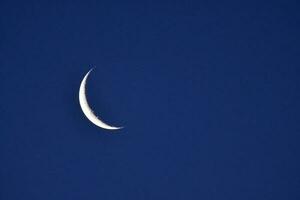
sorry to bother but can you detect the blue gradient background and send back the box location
[1,1,300,199]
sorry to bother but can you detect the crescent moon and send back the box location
[79,69,122,130]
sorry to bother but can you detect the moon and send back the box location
[79,69,122,130]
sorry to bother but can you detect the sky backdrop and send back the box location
[1,0,300,199]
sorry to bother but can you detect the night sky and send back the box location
[1,1,300,199]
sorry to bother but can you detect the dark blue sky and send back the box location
[1,0,300,199]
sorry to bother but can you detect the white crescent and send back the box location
[79,69,122,130]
